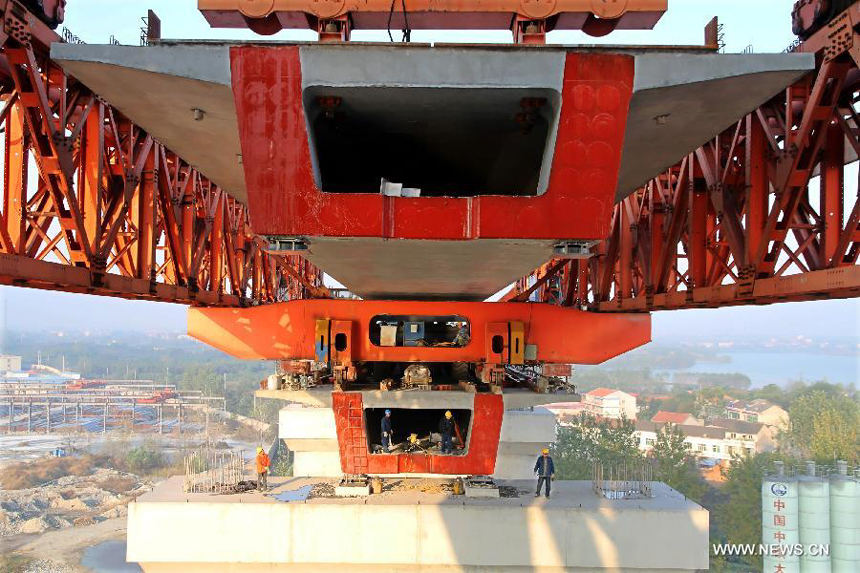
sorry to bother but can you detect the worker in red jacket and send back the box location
[256,446,270,491]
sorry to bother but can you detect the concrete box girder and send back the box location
[52,43,812,301]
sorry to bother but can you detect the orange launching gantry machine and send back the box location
[199,0,668,42]
[0,0,858,477]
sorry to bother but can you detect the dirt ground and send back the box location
[1,516,128,572]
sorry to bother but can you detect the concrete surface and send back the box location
[617,52,813,200]
[306,237,560,301]
[51,44,246,203]
[127,476,709,572]
[257,388,577,410]
[334,484,371,496]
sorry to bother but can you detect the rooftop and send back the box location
[726,399,782,413]
[635,420,726,439]
[651,411,697,424]
[586,387,625,398]
[709,417,764,435]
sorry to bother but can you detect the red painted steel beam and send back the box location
[0,3,325,307]
[188,299,651,363]
[513,9,860,312]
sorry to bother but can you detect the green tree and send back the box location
[125,444,165,474]
[649,424,707,501]
[593,416,641,464]
[784,390,859,463]
[552,414,642,480]
[552,420,596,480]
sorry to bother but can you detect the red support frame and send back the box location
[0,7,326,306]
[513,11,860,311]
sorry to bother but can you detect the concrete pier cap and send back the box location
[127,476,709,572]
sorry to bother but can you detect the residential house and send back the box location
[651,411,702,426]
[635,420,730,460]
[723,399,788,445]
[582,388,637,419]
[725,399,788,429]
[709,417,774,454]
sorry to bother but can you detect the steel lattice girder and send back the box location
[512,18,860,311]
[0,8,325,306]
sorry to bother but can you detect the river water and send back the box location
[656,351,859,388]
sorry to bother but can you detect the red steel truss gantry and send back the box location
[0,1,325,306]
[512,4,860,311]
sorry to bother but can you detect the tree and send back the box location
[784,390,859,463]
[649,423,707,501]
[552,414,642,480]
[552,419,597,480]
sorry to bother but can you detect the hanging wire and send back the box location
[387,0,412,42]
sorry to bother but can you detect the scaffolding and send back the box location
[0,379,226,434]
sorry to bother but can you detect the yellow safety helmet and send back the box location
[542,448,549,455]
[445,411,453,419]
[257,446,264,454]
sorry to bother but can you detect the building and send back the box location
[582,388,637,419]
[709,417,774,454]
[725,399,788,429]
[635,417,771,461]
[538,401,587,426]
[0,355,22,372]
[651,411,702,426]
[635,420,730,460]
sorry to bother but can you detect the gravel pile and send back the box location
[0,468,150,536]
[22,559,75,573]
[308,482,336,498]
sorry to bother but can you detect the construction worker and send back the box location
[439,410,455,454]
[534,448,554,498]
[256,446,270,491]
[381,409,393,451]
[453,322,470,346]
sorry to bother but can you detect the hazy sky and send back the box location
[2,0,856,342]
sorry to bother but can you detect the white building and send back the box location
[582,388,637,419]
[634,418,766,462]
[724,399,789,432]
[635,420,730,460]
[0,355,22,372]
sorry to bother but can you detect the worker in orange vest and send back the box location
[256,446,270,491]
